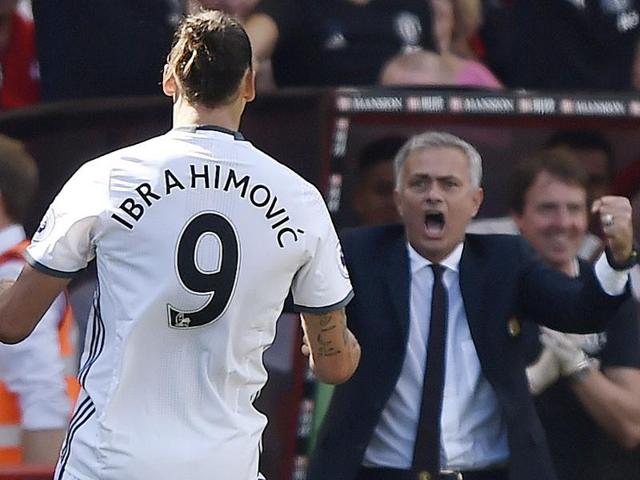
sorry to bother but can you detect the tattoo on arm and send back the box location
[314,312,345,357]
[316,334,342,356]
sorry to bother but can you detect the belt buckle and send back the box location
[440,470,463,480]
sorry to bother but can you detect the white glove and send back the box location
[546,328,603,356]
[526,347,561,395]
[539,327,595,377]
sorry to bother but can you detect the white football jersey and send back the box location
[26,126,353,480]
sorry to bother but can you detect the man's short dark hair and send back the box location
[510,149,589,214]
[0,135,38,224]
[545,129,615,180]
[357,136,407,175]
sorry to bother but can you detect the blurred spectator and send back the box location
[380,0,501,88]
[380,48,502,88]
[512,150,640,480]
[432,0,482,59]
[469,130,614,259]
[352,136,404,226]
[0,135,78,465]
[0,0,39,109]
[481,0,640,91]
[32,0,181,101]
[244,0,435,90]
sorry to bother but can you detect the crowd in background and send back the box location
[1,1,640,480]
[2,0,640,107]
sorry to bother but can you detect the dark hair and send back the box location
[0,135,38,223]
[167,10,252,107]
[510,149,589,214]
[357,136,407,174]
[545,130,614,180]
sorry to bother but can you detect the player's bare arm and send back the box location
[0,264,70,344]
[301,308,361,385]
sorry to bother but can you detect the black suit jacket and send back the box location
[307,224,628,480]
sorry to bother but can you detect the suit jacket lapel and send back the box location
[385,234,411,339]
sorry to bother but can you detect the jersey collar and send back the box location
[175,125,246,141]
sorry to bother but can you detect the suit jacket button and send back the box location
[508,318,521,337]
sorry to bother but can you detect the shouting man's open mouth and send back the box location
[424,211,445,238]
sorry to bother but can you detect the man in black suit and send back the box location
[307,131,636,480]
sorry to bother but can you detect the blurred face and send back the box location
[513,171,588,274]
[394,146,483,262]
[353,160,399,226]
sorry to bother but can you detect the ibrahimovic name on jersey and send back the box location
[111,155,304,250]
[25,126,353,480]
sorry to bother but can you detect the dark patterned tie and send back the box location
[412,263,448,479]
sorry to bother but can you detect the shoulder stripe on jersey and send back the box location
[293,290,354,314]
[78,281,105,388]
[56,396,96,480]
[24,251,84,278]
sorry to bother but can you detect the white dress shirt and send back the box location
[363,240,629,471]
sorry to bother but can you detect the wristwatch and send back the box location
[605,245,639,271]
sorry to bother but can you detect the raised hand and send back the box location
[591,195,634,265]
